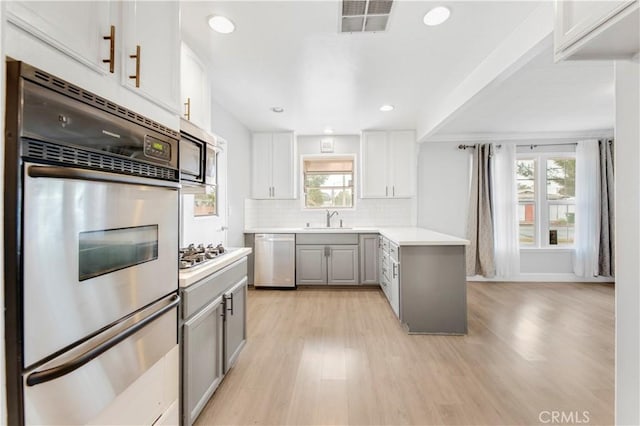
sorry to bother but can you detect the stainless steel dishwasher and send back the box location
[254,234,296,288]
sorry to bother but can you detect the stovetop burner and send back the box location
[179,243,226,269]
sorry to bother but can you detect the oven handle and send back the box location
[27,165,181,189]
[26,294,180,387]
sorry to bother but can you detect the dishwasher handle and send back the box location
[255,234,295,243]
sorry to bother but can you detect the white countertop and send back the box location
[178,247,252,288]
[243,227,378,234]
[244,227,469,246]
[377,227,469,246]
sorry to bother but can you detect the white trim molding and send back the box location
[423,129,614,143]
[468,273,615,283]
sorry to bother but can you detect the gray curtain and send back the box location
[466,143,495,277]
[598,139,615,277]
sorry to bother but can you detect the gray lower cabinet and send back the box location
[296,245,327,284]
[181,257,248,425]
[399,245,467,334]
[295,234,359,285]
[224,277,247,372]
[183,296,224,426]
[359,234,379,284]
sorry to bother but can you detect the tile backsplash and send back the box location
[244,198,417,229]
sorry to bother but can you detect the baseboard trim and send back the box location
[467,273,615,283]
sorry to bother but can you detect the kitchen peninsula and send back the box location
[245,227,469,334]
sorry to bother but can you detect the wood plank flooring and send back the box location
[195,282,614,425]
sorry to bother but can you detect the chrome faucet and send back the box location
[326,210,339,227]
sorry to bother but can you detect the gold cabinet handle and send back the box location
[129,45,141,88]
[102,25,115,73]
[184,97,191,120]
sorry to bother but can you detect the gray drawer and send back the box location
[381,237,390,253]
[182,257,248,320]
[296,233,358,245]
[389,242,399,261]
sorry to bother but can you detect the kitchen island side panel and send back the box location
[400,245,467,334]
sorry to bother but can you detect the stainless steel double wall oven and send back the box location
[4,61,181,424]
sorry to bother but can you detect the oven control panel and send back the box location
[144,136,171,162]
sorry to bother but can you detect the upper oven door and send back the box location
[22,163,179,368]
[180,136,204,182]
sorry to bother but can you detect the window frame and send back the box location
[516,151,576,249]
[300,154,357,210]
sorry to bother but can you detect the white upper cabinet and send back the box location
[181,43,211,131]
[251,132,296,200]
[361,131,388,198]
[6,1,181,116]
[360,130,416,199]
[6,1,115,75]
[121,1,181,113]
[554,0,639,61]
[388,131,416,198]
[251,133,273,200]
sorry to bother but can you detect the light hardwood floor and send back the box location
[195,283,614,426]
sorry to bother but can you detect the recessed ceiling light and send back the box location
[208,15,235,34]
[271,106,284,113]
[379,104,394,112]
[324,127,334,134]
[423,6,451,26]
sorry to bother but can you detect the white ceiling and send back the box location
[180,1,541,135]
[430,46,615,138]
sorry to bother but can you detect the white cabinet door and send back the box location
[271,132,295,199]
[6,1,114,74]
[181,43,211,130]
[389,130,416,198]
[251,133,273,199]
[121,0,180,113]
[361,131,389,198]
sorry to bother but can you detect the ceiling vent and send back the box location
[341,0,393,33]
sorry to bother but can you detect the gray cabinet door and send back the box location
[224,278,247,372]
[183,296,224,426]
[378,236,385,288]
[327,245,359,285]
[359,234,379,284]
[296,245,327,285]
[389,259,400,317]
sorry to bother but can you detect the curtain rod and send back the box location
[457,142,587,150]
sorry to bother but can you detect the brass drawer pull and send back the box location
[102,25,115,73]
[129,45,141,88]
[184,97,191,120]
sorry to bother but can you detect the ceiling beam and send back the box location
[416,3,554,143]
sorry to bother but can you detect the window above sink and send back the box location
[302,155,355,210]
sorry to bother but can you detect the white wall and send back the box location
[244,135,417,229]
[417,138,613,281]
[417,142,470,237]
[614,58,640,425]
[180,140,228,248]
[210,98,251,247]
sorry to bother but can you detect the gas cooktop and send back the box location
[179,243,227,269]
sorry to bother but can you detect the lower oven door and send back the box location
[23,294,179,425]
[22,163,179,368]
